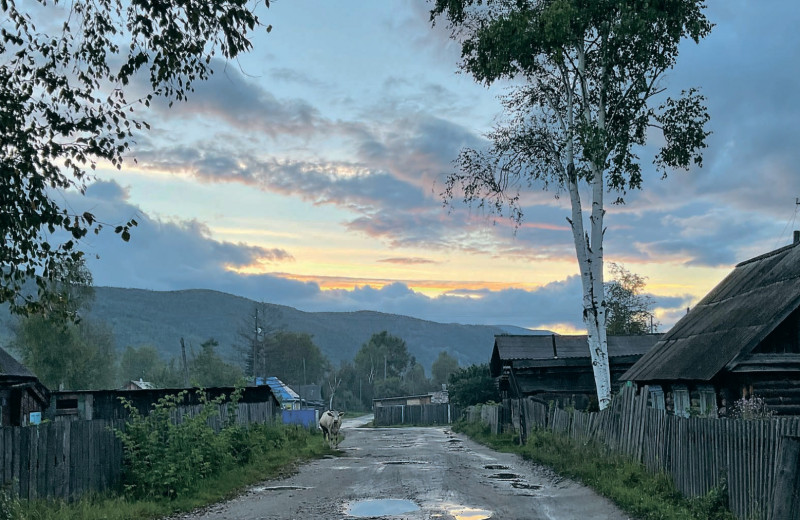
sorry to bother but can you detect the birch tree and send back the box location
[431,0,712,409]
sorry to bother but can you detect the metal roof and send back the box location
[0,346,36,380]
[260,376,300,403]
[490,334,661,377]
[623,240,800,382]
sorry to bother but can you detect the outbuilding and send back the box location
[0,347,50,426]
[491,334,661,410]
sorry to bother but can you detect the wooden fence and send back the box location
[0,401,276,502]
[469,387,800,520]
[373,403,455,426]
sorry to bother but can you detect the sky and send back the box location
[60,0,800,334]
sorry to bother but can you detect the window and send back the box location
[56,398,78,409]
[673,385,690,418]
[648,385,665,411]
[698,385,717,417]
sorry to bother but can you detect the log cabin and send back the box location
[491,334,661,410]
[623,232,800,417]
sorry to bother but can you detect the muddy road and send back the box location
[176,415,629,520]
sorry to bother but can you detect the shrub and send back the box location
[115,390,234,499]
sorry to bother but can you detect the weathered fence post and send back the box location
[770,435,800,520]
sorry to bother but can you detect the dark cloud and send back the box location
[66,181,294,290]
[148,59,322,137]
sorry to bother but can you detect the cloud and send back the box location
[71,181,295,289]
[377,257,438,265]
[147,59,323,138]
[56,180,692,331]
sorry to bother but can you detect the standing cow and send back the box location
[319,410,343,448]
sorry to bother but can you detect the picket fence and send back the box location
[373,403,456,426]
[470,386,800,520]
[0,401,276,501]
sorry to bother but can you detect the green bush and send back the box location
[115,390,235,499]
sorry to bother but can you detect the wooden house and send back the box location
[0,346,49,426]
[490,334,661,410]
[622,233,800,417]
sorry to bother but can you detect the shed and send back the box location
[623,234,800,416]
[260,376,301,410]
[48,384,280,421]
[491,334,661,410]
[0,346,49,426]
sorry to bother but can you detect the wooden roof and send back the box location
[623,240,800,383]
[490,334,661,377]
[0,346,36,381]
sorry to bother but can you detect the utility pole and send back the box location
[252,306,259,381]
[180,337,189,387]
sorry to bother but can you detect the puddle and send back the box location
[483,464,509,470]
[252,485,311,492]
[381,460,429,465]
[347,498,419,517]
[431,503,492,520]
[447,439,462,443]
[488,473,520,480]
[511,482,541,490]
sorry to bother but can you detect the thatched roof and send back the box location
[623,240,800,383]
[0,346,36,381]
[490,334,661,377]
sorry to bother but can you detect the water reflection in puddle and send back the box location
[347,498,420,517]
[431,503,493,520]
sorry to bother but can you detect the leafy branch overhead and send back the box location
[0,0,270,317]
[433,0,712,223]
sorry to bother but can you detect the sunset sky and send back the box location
[66,1,800,334]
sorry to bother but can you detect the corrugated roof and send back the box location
[0,346,36,380]
[260,376,300,403]
[490,334,661,377]
[623,241,800,382]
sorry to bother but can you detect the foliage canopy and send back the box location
[1,0,269,316]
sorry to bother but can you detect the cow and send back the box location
[319,410,343,448]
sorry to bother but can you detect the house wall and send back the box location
[511,360,639,411]
[0,387,48,426]
[725,373,800,416]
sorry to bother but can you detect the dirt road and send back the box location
[176,415,630,520]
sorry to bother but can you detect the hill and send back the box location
[2,287,550,372]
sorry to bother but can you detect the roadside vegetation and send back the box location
[453,420,735,520]
[1,391,332,520]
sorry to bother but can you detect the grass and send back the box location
[453,421,736,520]
[6,425,333,520]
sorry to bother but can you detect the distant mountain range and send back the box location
[0,287,551,372]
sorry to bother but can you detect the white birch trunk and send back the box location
[567,42,612,410]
